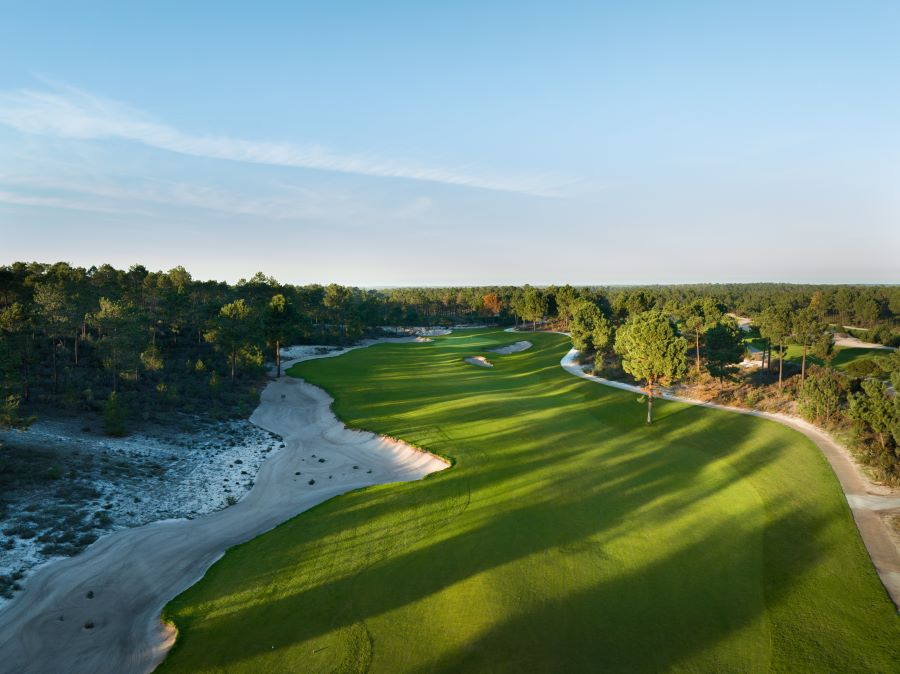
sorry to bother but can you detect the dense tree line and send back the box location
[797,354,900,483]
[1,263,897,468]
[554,284,899,481]
[0,263,392,434]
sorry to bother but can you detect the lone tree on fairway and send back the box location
[615,310,687,424]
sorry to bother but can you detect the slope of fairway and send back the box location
[160,330,900,673]
[744,338,888,372]
[831,346,891,370]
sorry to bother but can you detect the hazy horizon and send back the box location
[1,3,898,285]
[2,258,898,290]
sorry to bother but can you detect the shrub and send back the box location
[846,359,886,380]
[870,325,900,347]
[798,366,847,424]
[103,392,127,437]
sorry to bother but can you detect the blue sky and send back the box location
[0,1,897,285]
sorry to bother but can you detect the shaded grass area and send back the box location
[831,347,891,370]
[160,330,900,673]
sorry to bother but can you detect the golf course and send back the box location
[158,329,900,673]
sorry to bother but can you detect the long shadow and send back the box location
[163,424,823,668]
[421,506,839,673]
[161,330,900,672]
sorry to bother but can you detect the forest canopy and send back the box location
[0,261,897,445]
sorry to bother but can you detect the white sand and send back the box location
[465,356,493,368]
[0,418,281,599]
[489,341,532,355]
[0,340,448,674]
[726,313,753,332]
[832,333,895,350]
[560,347,900,610]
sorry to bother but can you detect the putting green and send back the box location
[160,329,900,673]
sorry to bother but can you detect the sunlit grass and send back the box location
[160,329,900,673]
[745,338,888,372]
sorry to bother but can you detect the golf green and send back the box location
[160,329,900,673]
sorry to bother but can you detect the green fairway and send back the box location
[831,347,891,370]
[745,338,888,373]
[160,329,900,673]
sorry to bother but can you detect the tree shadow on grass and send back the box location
[163,333,900,672]
[420,507,837,674]
[164,413,831,672]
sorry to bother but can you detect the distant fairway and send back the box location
[745,337,888,372]
[160,330,900,673]
[831,346,891,370]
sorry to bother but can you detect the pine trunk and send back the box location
[276,339,281,378]
[778,343,784,388]
[52,341,58,393]
[647,379,654,424]
[801,345,807,384]
[695,332,701,374]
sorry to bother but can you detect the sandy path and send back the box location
[560,348,900,610]
[832,334,895,350]
[0,343,448,674]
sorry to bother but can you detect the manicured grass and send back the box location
[160,330,900,673]
[746,339,887,372]
[831,347,891,370]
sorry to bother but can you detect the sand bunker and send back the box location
[0,341,448,674]
[379,326,452,338]
[489,341,532,355]
[465,356,493,368]
[832,333,895,350]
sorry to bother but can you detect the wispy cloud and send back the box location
[0,82,559,196]
[0,188,138,215]
[0,172,344,221]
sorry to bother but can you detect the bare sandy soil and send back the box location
[0,418,280,603]
[465,356,493,368]
[728,314,894,351]
[0,339,448,674]
[561,348,900,610]
[726,313,753,332]
[489,340,532,355]
[832,333,895,350]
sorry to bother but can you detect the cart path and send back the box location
[560,348,900,610]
